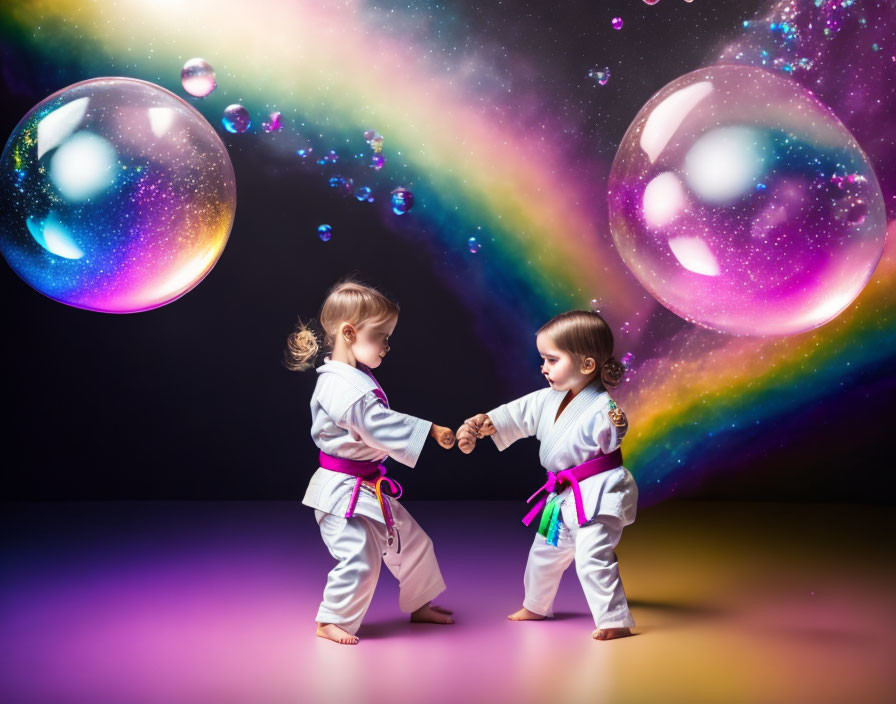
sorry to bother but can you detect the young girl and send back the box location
[286,280,457,645]
[457,310,637,640]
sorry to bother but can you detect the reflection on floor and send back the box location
[1,500,894,704]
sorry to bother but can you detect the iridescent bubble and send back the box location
[391,187,414,215]
[611,17,624,30]
[222,104,251,134]
[607,65,886,336]
[318,224,332,242]
[468,236,481,254]
[354,186,373,202]
[180,58,216,98]
[620,352,635,370]
[296,147,313,158]
[643,0,660,4]
[371,153,385,170]
[363,129,379,142]
[0,77,236,313]
[589,298,602,312]
[262,111,283,133]
[588,67,611,86]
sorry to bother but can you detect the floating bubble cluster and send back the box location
[329,175,353,191]
[317,224,332,241]
[222,104,251,133]
[317,150,338,165]
[607,65,886,336]
[180,58,216,98]
[588,67,611,86]
[391,187,414,215]
[0,77,236,312]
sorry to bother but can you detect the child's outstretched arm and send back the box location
[339,392,452,467]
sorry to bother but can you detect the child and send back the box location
[286,280,457,645]
[457,310,637,640]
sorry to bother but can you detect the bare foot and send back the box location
[411,602,455,624]
[316,622,359,645]
[592,627,632,640]
[507,607,546,621]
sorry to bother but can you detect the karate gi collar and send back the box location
[317,358,389,406]
[540,380,607,462]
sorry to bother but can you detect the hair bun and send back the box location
[600,356,625,389]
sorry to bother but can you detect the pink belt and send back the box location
[318,451,403,539]
[522,448,623,527]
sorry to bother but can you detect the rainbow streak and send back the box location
[2,0,895,499]
[0,0,648,321]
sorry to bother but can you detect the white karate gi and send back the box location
[488,381,638,629]
[302,359,446,634]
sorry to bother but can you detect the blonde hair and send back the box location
[284,279,400,371]
[537,310,625,389]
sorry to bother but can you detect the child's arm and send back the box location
[458,389,549,454]
[340,392,452,467]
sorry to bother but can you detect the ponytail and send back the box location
[283,320,320,371]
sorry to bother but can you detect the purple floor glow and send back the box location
[2,501,895,704]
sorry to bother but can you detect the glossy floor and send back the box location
[1,500,894,704]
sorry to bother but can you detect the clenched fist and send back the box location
[456,413,495,454]
[430,424,456,450]
[457,423,478,454]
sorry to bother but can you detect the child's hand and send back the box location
[430,424,456,450]
[457,423,478,454]
[464,414,496,438]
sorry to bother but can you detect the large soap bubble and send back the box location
[0,77,236,313]
[608,65,886,336]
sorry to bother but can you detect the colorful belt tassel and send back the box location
[537,495,563,547]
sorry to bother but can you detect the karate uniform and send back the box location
[488,381,638,629]
[302,359,446,634]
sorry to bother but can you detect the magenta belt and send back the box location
[522,448,623,527]
[318,451,403,539]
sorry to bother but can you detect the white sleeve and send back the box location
[339,392,433,468]
[487,389,549,452]
[595,407,628,454]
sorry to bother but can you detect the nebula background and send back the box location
[1,0,894,504]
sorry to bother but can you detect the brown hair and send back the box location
[284,279,400,371]
[537,310,625,389]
